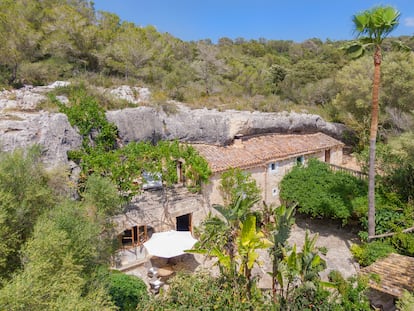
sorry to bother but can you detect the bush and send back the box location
[137,272,271,311]
[391,232,414,257]
[328,271,371,311]
[354,190,414,250]
[280,159,367,225]
[219,167,261,205]
[396,290,414,311]
[18,58,73,86]
[108,271,148,311]
[350,240,396,267]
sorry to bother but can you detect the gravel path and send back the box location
[287,213,360,280]
[254,213,361,288]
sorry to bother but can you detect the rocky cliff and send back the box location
[107,103,347,146]
[0,84,348,167]
[0,83,82,167]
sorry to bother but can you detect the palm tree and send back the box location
[348,6,400,239]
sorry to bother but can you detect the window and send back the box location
[272,188,278,196]
[176,160,186,184]
[296,156,304,165]
[119,225,153,249]
[142,171,163,190]
[269,162,278,173]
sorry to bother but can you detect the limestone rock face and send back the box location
[0,112,82,167]
[0,82,81,167]
[107,104,347,146]
[0,81,70,112]
[108,85,151,104]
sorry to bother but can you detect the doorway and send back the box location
[176,213,192,231]
[325,149,331,163]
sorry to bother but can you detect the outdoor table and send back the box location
[157,266,174,277]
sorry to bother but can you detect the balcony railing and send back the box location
[328,163,367,180]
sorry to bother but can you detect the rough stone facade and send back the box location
[0,112,82,167]
[112,186,208,234]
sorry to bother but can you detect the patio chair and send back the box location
[149,278,164,294]
[147,266,158,278]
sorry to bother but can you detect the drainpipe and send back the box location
[264,164,268,204]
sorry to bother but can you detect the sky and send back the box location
[92,1,414,43]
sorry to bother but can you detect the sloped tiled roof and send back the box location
[360,253,414,297]
[192,133,344,173]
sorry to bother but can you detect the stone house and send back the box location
[111,132,344,269]
[192,132,344,206]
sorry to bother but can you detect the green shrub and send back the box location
[391,232,414,257]
[354,190,414,248]
[280,159,367,225]
[288,283,333,311]
[396,290,414,311]
[350,241,396,267]
[55,84,118,152]
[220,167,261,205]
[18,58,73,86]
[108,271,148,311]
[137,272,270,311]
[328,271,371,311]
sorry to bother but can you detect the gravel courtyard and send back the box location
[126,213,361,291]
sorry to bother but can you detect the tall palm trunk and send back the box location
[368,46,381,239]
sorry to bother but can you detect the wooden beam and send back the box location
[369,226,414,239]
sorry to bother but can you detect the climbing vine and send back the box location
[53,85,211,199]
[54,85,118,152]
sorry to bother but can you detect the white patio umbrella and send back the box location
[143,230,198,258]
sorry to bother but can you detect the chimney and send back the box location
[233,134,244,148]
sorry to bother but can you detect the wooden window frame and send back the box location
[119,225,150,250]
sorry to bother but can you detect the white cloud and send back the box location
[404,17,414,27]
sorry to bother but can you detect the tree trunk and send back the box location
[9,63,18,85]
[368,46,382,240]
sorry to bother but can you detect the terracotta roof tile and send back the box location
[360,253,414,297]
[192,133,343,173]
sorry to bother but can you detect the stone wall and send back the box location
[112,186,208,234]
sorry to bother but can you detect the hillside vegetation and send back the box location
[1,0,414,147]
